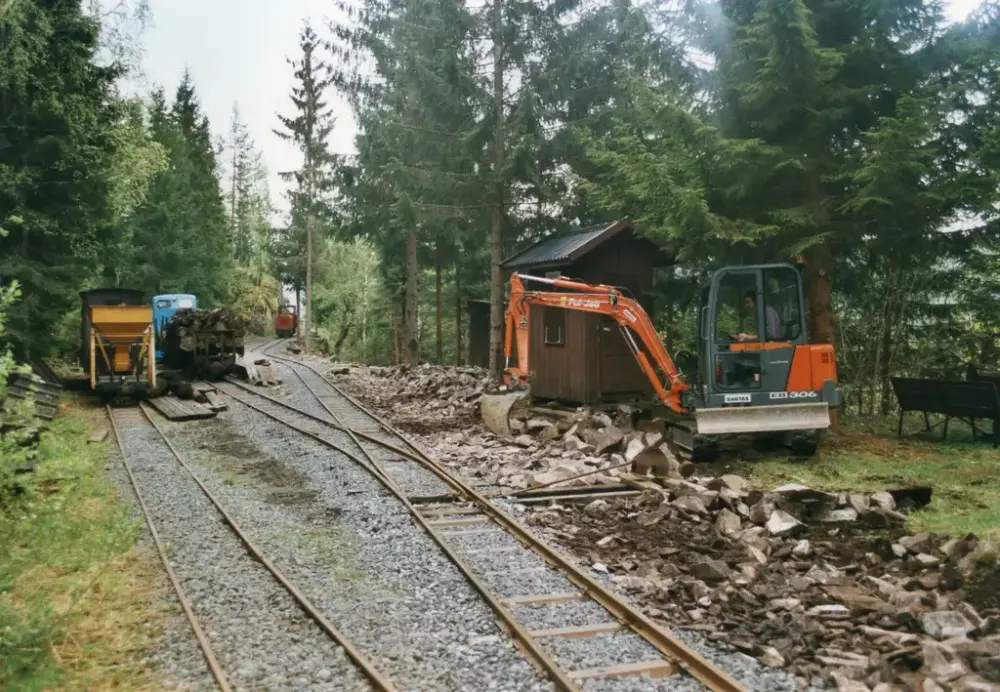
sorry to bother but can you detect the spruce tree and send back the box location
[275,21,339,352]
[0,0,123,355]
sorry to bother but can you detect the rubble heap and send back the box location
[329,364,684,491]
[525,477,1000,691]
[329,363,488,433]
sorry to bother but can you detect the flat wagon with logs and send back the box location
[160,308,247,381]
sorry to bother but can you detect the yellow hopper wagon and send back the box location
[79,289,157,399]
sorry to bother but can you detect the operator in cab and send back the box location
[733,291,781,343]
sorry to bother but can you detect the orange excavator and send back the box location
[487,263,841,460]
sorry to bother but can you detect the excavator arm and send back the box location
[503,273,689,414]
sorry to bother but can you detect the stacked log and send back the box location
[161,308,247,377]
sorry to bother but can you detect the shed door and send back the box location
[598,317,649,399]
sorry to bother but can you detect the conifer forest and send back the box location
[2,0,1000,409]
[7,2,1000,690]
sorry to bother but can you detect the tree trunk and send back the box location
[805,243,838,429]
[487,0,505,381]
[435,243,443,364]
[805,244,835,344]
[405,227,419,365]
[455,270,463,366]
[304,215,313,352]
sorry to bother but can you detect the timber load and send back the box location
[161,308,247,381]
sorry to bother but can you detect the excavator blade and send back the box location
[694,402,831,436]
[480,390,531,439]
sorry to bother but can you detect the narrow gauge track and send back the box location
[107,403,396,692]
[215,340,746,692]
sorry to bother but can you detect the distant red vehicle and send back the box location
[275,305,298,338]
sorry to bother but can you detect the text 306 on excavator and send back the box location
[489,262,842,462]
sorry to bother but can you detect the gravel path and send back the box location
[161,402,552,692]
[104,420,216,691]
[110,407,372,692]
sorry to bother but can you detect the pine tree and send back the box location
[582,0,1000,347]
[0,0,124,355]
[275,21,339,352]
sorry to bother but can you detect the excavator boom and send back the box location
[503,273,688,413]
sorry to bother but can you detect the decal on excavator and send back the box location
[769,391,818,399]
[724,393,752,403]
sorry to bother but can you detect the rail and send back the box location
[108,402,397,691]
[220,340,747,692]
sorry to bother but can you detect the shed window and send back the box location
[544,308,565,346]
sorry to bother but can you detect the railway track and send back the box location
[213,338,747,692]
[107,402,395,691]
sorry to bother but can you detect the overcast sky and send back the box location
[135,0,985,219]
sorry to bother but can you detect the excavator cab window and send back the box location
[762,267,802,342]
[712,271,762,390]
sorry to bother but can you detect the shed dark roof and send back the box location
[502,219,672,271]
[501,220,630,270]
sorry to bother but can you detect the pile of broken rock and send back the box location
[328,362,487,433]
[525,477,1000,691]
[423,406,686,491]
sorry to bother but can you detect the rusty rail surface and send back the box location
[109,403,397,692]
[224,343,747,692]
[108,405,233,692]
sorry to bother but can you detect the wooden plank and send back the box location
[529,622,622,639]
[148,396,216,421]
[436,527,500,537]
[420,506,481,518]
[517,490,641,506]
[503,592,585,605]
[203,391,228,412]
[568,659,678,681]
[427,515,489,528]
[482,566,549,576]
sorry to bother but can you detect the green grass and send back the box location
[284,527,367,582]
[0,402,164,691]
[742,414,1000,538]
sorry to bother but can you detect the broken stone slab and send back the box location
[921,611,976,641]
[672,495,708,515]
[715,509,742,537]
[707,474,751,495]
[900,533,932,554]
[766,509,805,537]
[593,426,625,455]
[848,493,871,514]
[749,499,775,525]
[808,604,851,617]
[870,490,897,511]
[922,640,969,682]
[760,646,786,668]
[513,434,536,448]
[690,559,731,582]
[792,539,812,557]
[624,436,647,462]
[916,553,941,567]
[822,507,860,523]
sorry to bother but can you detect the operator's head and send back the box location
[743,290,756,309]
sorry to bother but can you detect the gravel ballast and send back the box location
[160,402,552,691]
[110,408,371,691]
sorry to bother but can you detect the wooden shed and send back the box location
[501,220,672,405]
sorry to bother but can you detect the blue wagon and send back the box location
[152,294,197,360]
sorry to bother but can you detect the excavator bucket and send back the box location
[694,402,831,436]
[480,390,531,439]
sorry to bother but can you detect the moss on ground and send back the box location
[0,400,165,691]
[741,413,1000,539]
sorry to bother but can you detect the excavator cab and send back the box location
[690,263,840,440]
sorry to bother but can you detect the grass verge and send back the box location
[742,414,1000,538]
[0,401,163,690]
